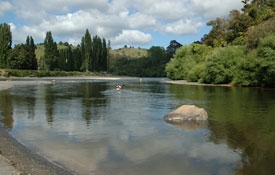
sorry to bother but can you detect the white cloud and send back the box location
[133,0,190,21]
[113,30,152,46]
[4,0,244,47]
[164,19,203,35]
[191,0,243,19]
[128,13,158,29]
[0,1,12,17]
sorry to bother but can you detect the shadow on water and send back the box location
[0,80,275,175]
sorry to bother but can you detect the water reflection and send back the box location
[0,80,275,175]
[0,92,14,129]
[165,120,208,130]
[167,84,275,175]
[80,82,109,125]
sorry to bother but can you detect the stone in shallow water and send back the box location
[164,105,208,130]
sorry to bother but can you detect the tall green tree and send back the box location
[72,45,82,71]
[81,29,92,72]
[26,36,36,53]
[101,38,108,71]
[25,36,37,69]
[166,40,182,60]
[0,23,12,68]
[91,35,102,71]
[44,31,59,71]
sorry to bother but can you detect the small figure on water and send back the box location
[116,84,124,91]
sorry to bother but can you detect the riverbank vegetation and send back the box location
[166,0,275,87]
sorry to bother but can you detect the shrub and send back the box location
[201,46,244,84]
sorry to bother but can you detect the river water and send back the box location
[0,78,275,175]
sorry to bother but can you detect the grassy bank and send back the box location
[0,69,102,78]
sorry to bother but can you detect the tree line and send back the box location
[166,0,275,87]
[0,25,108,72]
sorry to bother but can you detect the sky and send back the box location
[0,0,244,49]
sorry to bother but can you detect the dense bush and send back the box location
[165,44,212,81]
[201,46,243,84]
[232,51,259,86]
[255,34,275,87]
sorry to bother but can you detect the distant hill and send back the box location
[109,47,148,59]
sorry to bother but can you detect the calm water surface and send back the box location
[0,78,275,175]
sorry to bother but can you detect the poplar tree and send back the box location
[101,38,108,71]
[44,31,58,70]
[0,23,12,68]
[92,35,102,71]
[80,29,92,72]
[80,29,108,72]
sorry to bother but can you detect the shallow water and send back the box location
[0,78,275,175]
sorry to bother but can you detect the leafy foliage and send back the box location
[7,36,37,70]
[202,46,243,84]
[165,43,212,81]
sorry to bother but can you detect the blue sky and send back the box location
[0,0,243,49]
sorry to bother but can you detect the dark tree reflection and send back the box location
[81,82,108,126]
[0,91,14,129]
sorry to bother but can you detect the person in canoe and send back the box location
[116,84,124,91]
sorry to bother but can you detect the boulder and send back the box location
[164,105,208,123]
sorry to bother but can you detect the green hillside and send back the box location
[109,47,148,59]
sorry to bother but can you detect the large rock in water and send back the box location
[164,105,208,130]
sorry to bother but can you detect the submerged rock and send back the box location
[164,105,208,130]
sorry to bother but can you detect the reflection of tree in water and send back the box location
[206,88,275,175]
[0,91,14,129]
[42,82,109,126]
[0,87,37,128]
[44,85,56,125]
[81,82,108,126]
[26,95,36,120]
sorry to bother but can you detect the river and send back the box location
[0,78,275,175]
